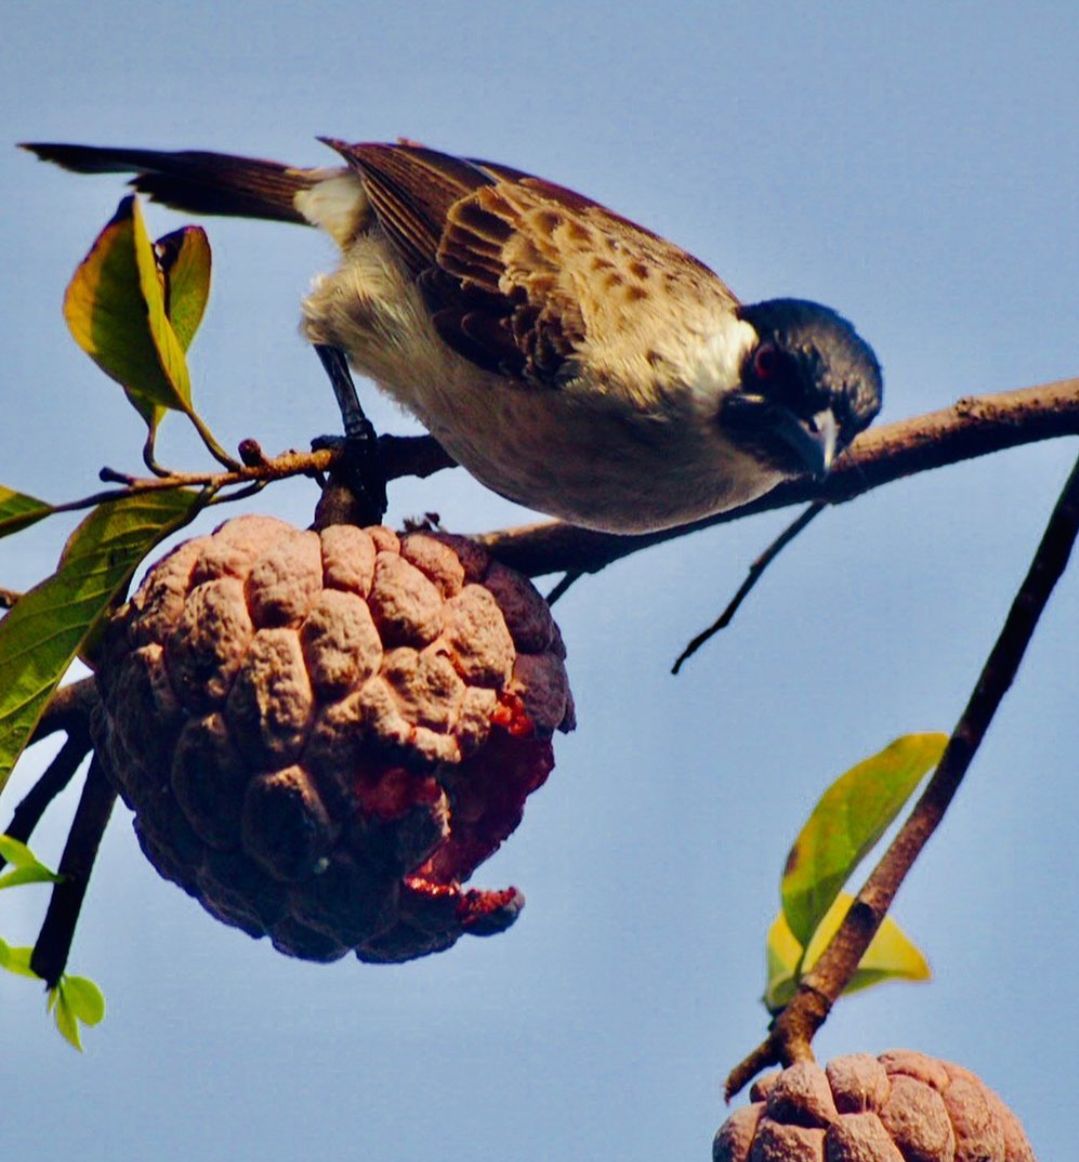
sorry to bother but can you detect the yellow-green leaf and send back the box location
[0,938,38,978]
[0,488,203,794]
[48,975,106,1050]
[51,981,84,1050]
[764,892,931,1012]
[61,974,106,1025]
[0,485,53,539]
[0,834,55,870]
[781,734,947,946]
[156,226,211,351]
[63,196,192,424]
[0,834,63,888]
[0,865,63,889]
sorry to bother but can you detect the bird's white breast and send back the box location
[296,192,779,532]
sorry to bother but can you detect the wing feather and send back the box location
[323,140,740,387]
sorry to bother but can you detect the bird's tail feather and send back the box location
[21,142,316,225]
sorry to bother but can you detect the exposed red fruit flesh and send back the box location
[419,726,556,884]
[353,765,442,821]
[490,690,535,738]
[458,886,525,935]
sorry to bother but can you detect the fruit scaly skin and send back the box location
[715,1050,1036,1162]
[95,514,574,963]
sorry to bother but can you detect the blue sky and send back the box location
[2,3,1076,1158]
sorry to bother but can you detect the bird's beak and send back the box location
[774,407,839,478]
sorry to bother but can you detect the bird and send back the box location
[22,138,883,533]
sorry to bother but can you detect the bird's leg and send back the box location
[312,343,388,526]
[316,342,371,441]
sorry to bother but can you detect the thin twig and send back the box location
[725,450,1079,1099]
[671,502,826,673]
[546,571,583,605]
[56,446,340,515]
[21,432,456,523]
[30,755,117,988]
[206,480,268,505]
[0,732,92,865]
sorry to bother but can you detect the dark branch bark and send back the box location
[379,432,457,480]
[480,378,1079,577]
[1,733,92,864]
[30,755,117,989]
[725,449,1079,1099]
[27,677,98,747]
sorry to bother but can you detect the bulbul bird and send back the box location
[23,139,883,533]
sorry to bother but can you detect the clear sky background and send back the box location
[2,3,1076,1159]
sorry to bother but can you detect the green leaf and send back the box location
[60,974,106,1025]
[63,195,193,425]
[0,866,63,889]
[48,976,106,1050]
[764,892,931,1012]
[0,938,39,978]
[0,834,53,868]
[0,834,64,887]
[156,226,211,351]
[781,733,947,946]
[0,488,204,794]
[764,909,805,1012]
[0,831,63,883]
[0,832,64,886]
[51,981,84,1050]
[0,485,53,539]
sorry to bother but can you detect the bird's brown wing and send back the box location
[324,140,740,387]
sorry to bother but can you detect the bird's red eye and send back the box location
[753,343,781,380]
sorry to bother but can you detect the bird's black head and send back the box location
[722,298,883,478]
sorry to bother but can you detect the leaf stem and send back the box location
[185,407,242,470]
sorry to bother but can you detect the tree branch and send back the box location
[481,377,1079,577]
[29,433,455,521]
[1,733,92,865]
[27,678,99,747]
[30,754,117,988]
[725,448,1079,1099]
[17,379,1073,564]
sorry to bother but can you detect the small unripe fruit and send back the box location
[95,515,574,963]
[715,1050,1036,1161]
